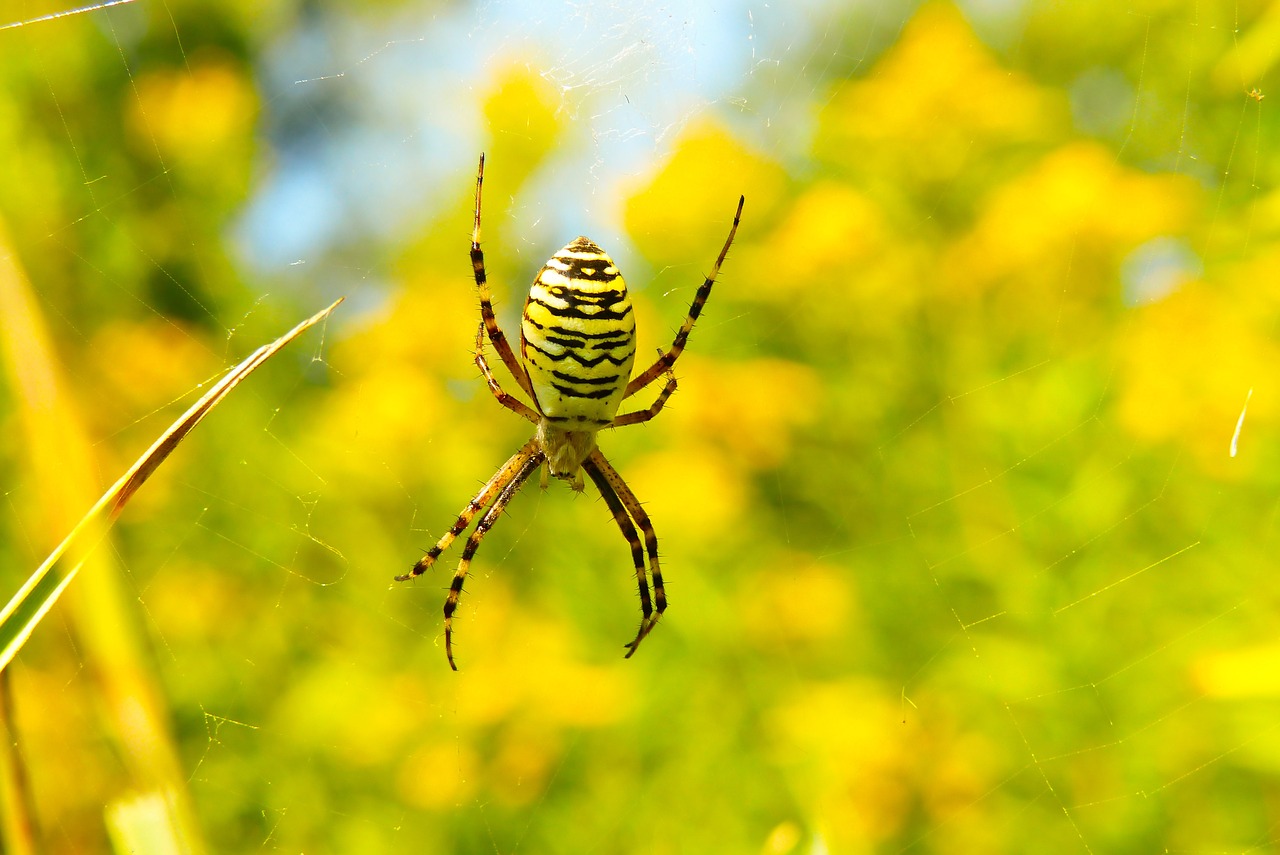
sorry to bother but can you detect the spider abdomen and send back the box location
[521,237,637,429]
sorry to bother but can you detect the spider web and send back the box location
[1,0,1277,853]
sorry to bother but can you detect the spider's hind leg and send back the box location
[583,449,665,658]
[396,438,541,583]
[442,450,544,670]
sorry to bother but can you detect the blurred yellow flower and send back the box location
[626,122,786,265]
[90,317,215,397]
[819,2,1065,175]
[129,53,257,169]
[1118,285,1279,470]
[86,319,218,486]
[746,181,887,295]
[944,142,1199,294]
[738,553,855,646]
[664,356,820,470]
[1192,642,1280,698]
[761,820,803,854]
[489,723,561,807]
[397,741,480,810]
[453,582,634,728]
[770,681,912,846]
[483,63,562,169]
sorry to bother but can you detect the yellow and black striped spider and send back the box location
[397,154,743,670]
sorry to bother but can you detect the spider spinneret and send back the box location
[397,153,743,670]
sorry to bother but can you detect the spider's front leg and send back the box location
[471,153,535,400]
[475,322,538,424]
[623,194,744,400]
[612,350,677,428]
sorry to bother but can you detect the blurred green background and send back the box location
[2,0,1280,852]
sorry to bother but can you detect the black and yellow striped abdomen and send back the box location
[521,237,637,428]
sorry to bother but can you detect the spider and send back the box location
[397,153,744,670]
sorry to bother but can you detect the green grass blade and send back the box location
[0,297,344,674]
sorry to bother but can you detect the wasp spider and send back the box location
[397,154,744,669]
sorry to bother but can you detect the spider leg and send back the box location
[395,438,541,582]
[611,349,677,427]
[476,322,538,424]
[582,453,653,633]
[471,153,536,399]
[622,194,744,401]
[444,449,544,670]
[585,449,665,658]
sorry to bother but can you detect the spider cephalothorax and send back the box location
[397,154,743,669]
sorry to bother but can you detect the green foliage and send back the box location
[3,1,1280,853]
